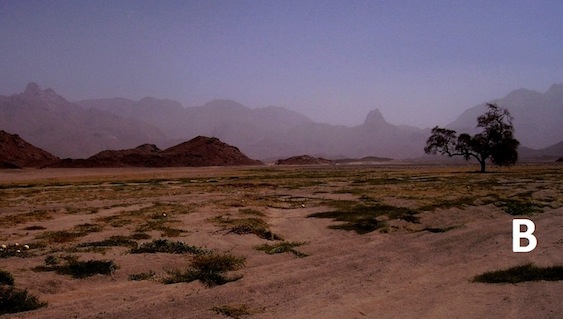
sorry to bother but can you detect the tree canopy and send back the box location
[424,103,519,172]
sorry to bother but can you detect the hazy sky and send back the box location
[1,1,562,128]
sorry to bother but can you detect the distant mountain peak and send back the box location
[363,109,387,126]
[22,82,68,103]
[24,82,42,95]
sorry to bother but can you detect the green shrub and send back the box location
[473,263,563,283]
[255,241,308,258]
[0,269,15,286]
[164,252,245,287]
[501,200,542,216]
[213,216,282,240]
[34,255,117,279]
[308,200,419,234]
[128,270,156,281]
[130,239,206,254]
[77,236,137,248]
[211,304,255,318]
[0,286,47,314]
[423,225,461,233]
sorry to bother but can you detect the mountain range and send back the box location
[1,82,562,160]
[447,84,563,149]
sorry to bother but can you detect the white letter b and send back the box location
[512,219,537,253]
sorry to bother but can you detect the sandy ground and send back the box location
[0,165,561,318]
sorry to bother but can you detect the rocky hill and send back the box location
[0,130,59,168]
[49,136,262,168]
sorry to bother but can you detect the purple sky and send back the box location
[1,0,562,128]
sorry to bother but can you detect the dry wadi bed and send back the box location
[0,164,562,319]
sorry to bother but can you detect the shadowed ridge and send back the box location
[0,130,59,168]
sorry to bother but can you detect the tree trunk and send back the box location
[479,159,486,173]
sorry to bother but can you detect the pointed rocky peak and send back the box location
[21,82,68,104]
[24,82,42,96]
[362,109,388,126]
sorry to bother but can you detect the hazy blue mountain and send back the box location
[78,98,315,151]
[519,139,563,160]
[80,95,429,159]
[5,82,561,161]
[0,83,166,158]
[447,84,563,149]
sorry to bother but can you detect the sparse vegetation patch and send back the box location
[77,236,138,249]
[255,241,308,258]
[213,216,282,240]
[33,255,117,279]
[0,269,15,286]
[308,200,419,234]
[423,225,462,233]
[0,210,53,228]
[0,269,46,314]
[499,200,542,216]
[212,304,259,318]
[473,263,563,283]
[0,285,47,314]
[128,270,156,281]
[130,239,206,254]
[163,252,245,287]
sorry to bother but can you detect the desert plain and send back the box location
[0,163,562,319]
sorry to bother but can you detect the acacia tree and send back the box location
[424,103,519,172]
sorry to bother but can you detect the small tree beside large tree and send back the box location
[424,103,519,172]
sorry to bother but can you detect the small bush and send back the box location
[130,239,206,254]
[0,286,47,314]
[34,255,117,279]
[45,255,58,265]
[473,263,563,283]
[423,225,461,233]
[0,269,15,286]
[128,271,156,281]
[211,304,256,318]
[213,216,282,240]
[77,236,137,248]
[164,252,245,287]
[22,225,46,231]
[255,241,308,258]
[501,200,542,216]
